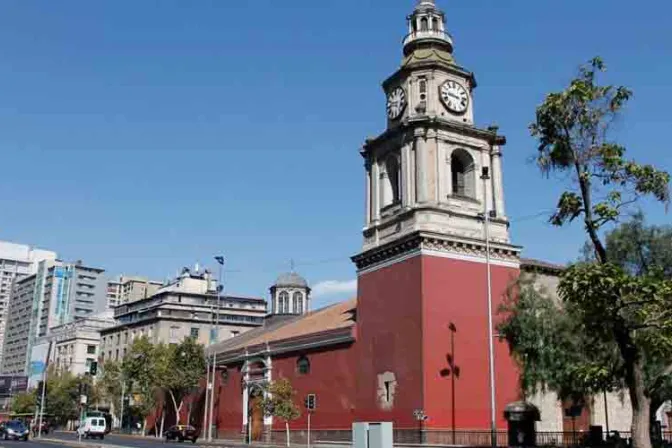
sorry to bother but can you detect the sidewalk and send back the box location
[52,430,350,448]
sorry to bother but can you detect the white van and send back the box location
[77,417,106,440]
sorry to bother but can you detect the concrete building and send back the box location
[107,276,163,308]
[1,260,108,376]
[30,311,115,380]
[100,267,266,363]
[0,241,56,367]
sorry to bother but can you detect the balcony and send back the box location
[402,29,453,49]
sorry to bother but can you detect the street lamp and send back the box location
[481,166,497,448]
[207,255,225,441]
[448,322,458,445]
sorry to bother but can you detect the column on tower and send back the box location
[371,157,380,223]
[401,142,413,208]
[415,133,428,203]
[492,147,506,217]
[365,161,372,226]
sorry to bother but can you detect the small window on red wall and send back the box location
[297,356,310,375]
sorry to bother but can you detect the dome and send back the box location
[274,272,308,288]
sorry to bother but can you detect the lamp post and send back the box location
[481,166,497,448]
[208,255,225,442]
[448,322,457,445]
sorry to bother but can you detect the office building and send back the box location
[100,266,266,363]
[2,260,107,375]
[106,275,163,308]
[0,241,56,367]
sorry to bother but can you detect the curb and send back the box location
[38,437,137,448]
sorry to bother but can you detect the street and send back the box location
[20,432,171,448]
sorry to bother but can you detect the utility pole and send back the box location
[37,342,53,439]
[208,255,225,441]
[481,166,497,448]
[120,379,126,433]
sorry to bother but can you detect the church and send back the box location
[201,0,633,444]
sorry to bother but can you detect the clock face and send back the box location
[440,80,469,114]
[386,87,407,120]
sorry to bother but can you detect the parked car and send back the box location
[31,420,49,436]
[77,417,106,440]
[0,420,29,441]
[164,425,199,443]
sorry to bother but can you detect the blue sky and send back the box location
[1,0,670,308]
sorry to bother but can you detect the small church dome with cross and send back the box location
[269,267,311,316]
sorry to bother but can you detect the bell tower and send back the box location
[353,0,522,437]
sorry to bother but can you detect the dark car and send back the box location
[164,425,198,443]
[1,420,29,441]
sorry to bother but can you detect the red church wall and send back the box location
[213,362,245,436]
[421,255,520,430]
[270,344,357,431]
[354,253,520,433]
[354,256,424,428]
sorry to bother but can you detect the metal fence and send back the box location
[312,429,651,447]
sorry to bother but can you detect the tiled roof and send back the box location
[208,298,356,358]
[520,258,566,274]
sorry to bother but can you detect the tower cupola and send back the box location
[403,0,453,56]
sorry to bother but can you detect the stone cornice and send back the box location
[362,117,506,157]
[352,231,521,271]
[383,59,476,91]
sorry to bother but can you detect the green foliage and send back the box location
[560,263,672,370]
[529,57,669,261]
[43,368,87,425]
[11,391,36,415]
[603,212,672,278]
[117,335,206,428]
[259,378,301,423]
[154,338,206,425]
[522,57,671,448]
[498,278,621,402]
[97,361,123,418]
[122,336,158,423]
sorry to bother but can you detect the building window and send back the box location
[87,345,96,355]
[170,326,180,342]
[293,292,304,314]
[419,78,427,102]
[297,356,310,375]
[385,381,392,403]
[190,328,200,339]
[451,149,476,198]
[279,291,289,314]
[431,17,438,30]
[382,156,401,207]
[420,17,428,31]
[124,332,128,343]
[115,350,119,361]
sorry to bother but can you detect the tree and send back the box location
[501,217,672,441]
[159,338,206,427]
[258,378,301,447]
[97,361,124,424]
[11,391,35,415]
[44,369,81,426]
[499,278,621,403]
[519,57,671,448]
[122,336,158,435]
